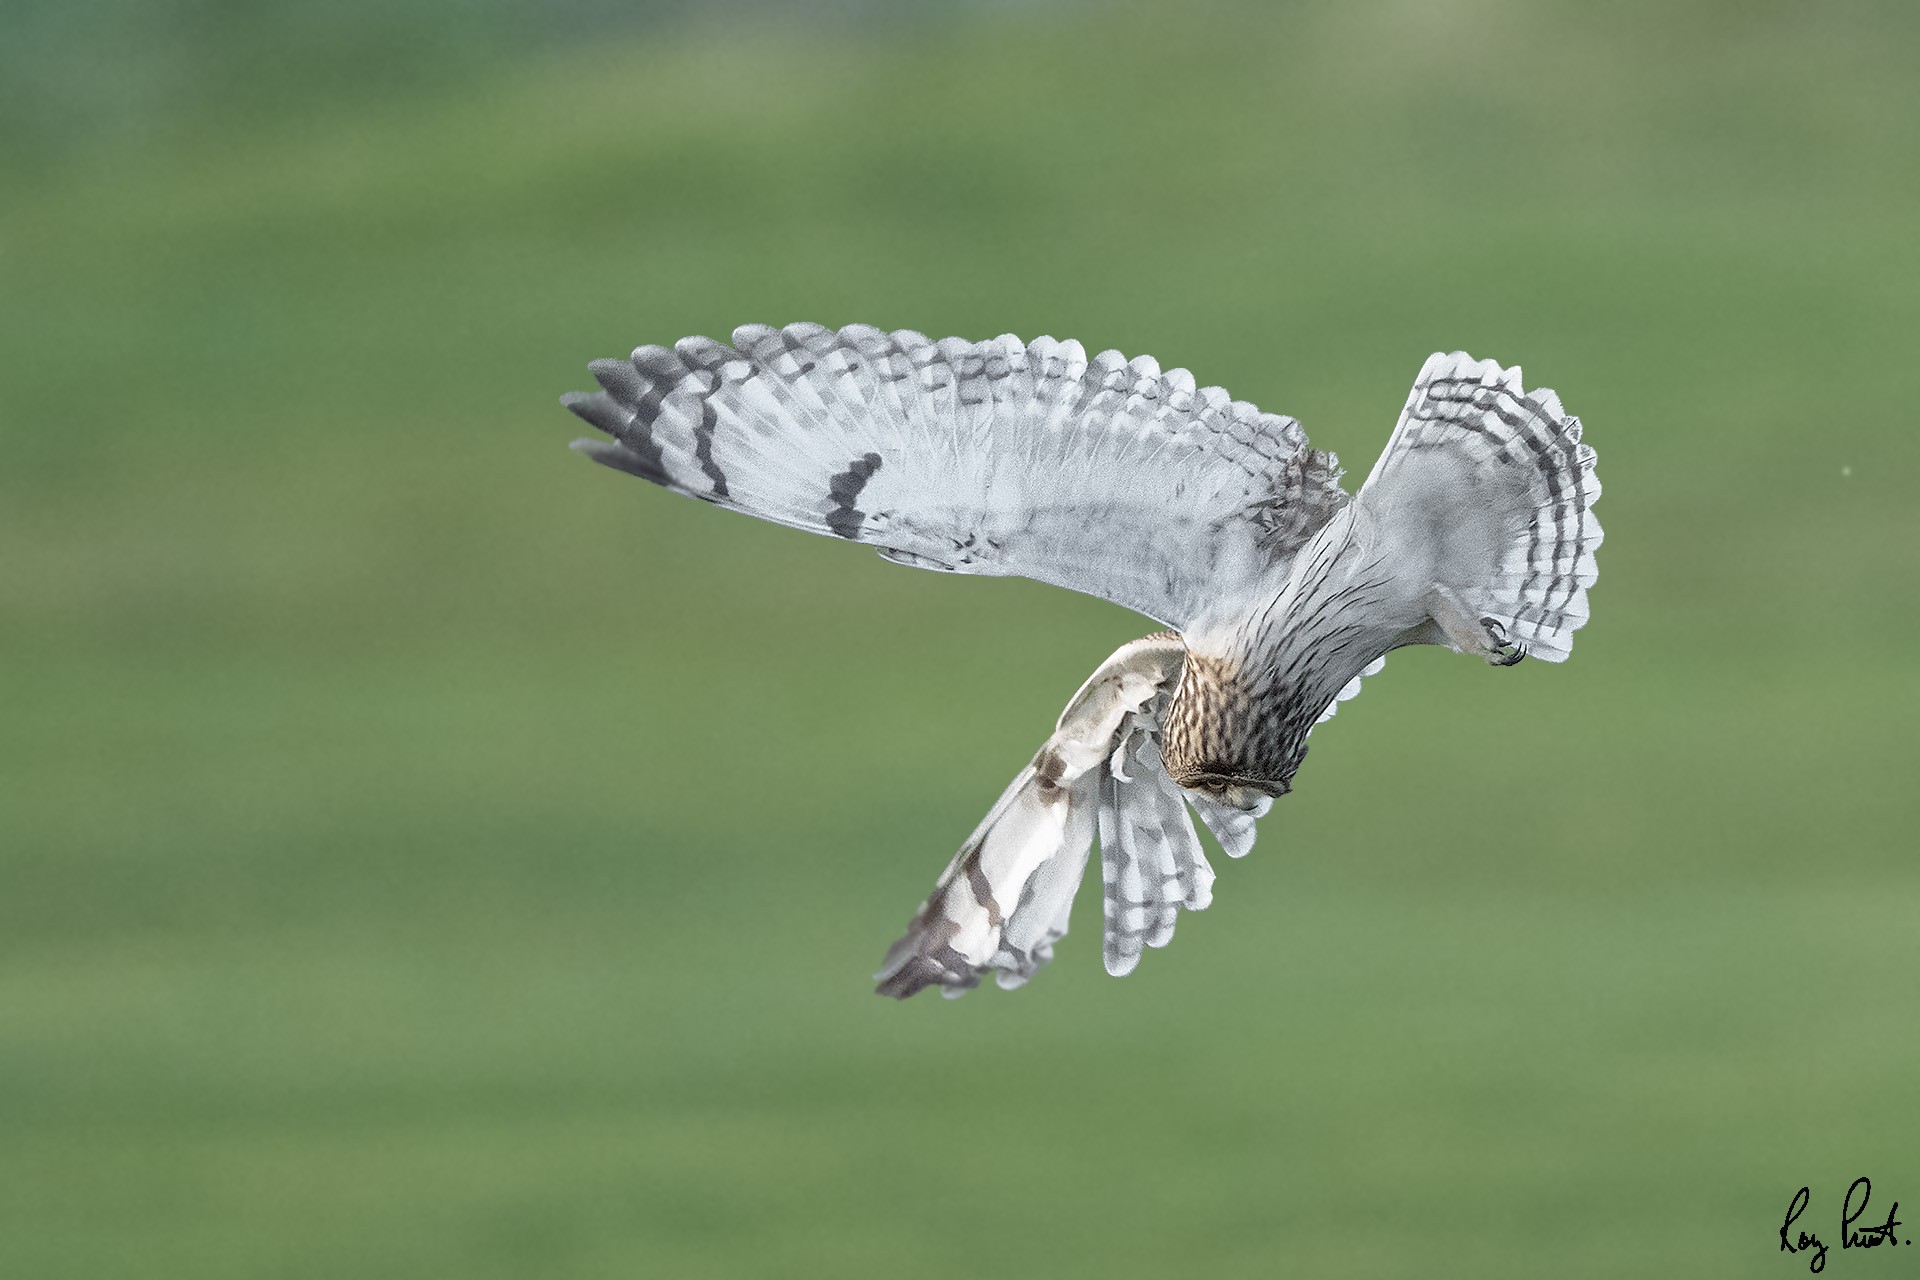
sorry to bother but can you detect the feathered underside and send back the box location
[1171,351,1605,794]
[1362,351,1602,663]
[565,324,1348,629]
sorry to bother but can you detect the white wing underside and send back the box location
[565,324,1347,629]
[1357,352,1602,663]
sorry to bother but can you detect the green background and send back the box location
[5,2,1916,1276]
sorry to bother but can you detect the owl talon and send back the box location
[1425,585,1523,664]
[1481,617,1525,666]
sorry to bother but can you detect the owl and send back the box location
[563,326,1600,998]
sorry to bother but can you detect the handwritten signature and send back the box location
[1780,1178,1906,1273]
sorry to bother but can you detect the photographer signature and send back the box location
[1779,1178,1906,1273]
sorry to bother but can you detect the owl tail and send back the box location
[1360,352,1602,663]
[874,634,1263,998]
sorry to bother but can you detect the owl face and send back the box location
[1160,649,1314,805]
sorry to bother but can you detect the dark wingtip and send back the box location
[873,957,980,1000]
[872,933,981,1000]
[562,389,632,438]
[570,437,672,486]
[587,356,645,402]
[873,960,940,1000]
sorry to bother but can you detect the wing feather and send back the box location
[565,324,1347,628]
[874,633,1268,998]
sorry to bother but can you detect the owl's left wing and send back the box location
[564,324,1347,629]
[874,633,1271,999]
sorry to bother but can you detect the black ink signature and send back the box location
[1780,1178,1907,1273]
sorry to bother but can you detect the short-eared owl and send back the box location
[563,327,1601,998]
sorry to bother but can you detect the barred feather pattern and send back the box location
[565,324,1347,629]
[1098,721,1219,977]
[1361,351,1602,662]
[1164,352,1601,798]
[873,634,1267,998]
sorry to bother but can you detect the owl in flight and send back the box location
[563,325,1601,999]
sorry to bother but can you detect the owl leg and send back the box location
[1425,585,1525,666]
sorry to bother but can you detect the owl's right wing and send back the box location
[564,324,1347,630]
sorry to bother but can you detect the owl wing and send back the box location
[564,324,1347,629]
[874,633,1274,999]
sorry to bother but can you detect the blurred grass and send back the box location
[4,2,1919,1276]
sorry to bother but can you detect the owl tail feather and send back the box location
[1360,352,1602,664]
[876,633,1257,998]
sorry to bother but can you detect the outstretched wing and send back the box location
[564,324,1347,629]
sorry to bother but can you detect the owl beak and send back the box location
[1211,777,1288,810]
[1173,767,1290,810]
